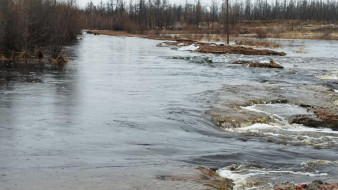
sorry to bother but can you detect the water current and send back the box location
[0,33,337,189]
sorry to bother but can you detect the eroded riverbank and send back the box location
[1,33,337,189]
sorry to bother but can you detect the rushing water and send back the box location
[0,33,337,189]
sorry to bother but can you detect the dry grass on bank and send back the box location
[0,50,69,72]
[87,20,338,43]
[197,43,286,56]
[235,38,283,48]
[238,20,338,40]
[87,30,234,43]
[178,34,222,42]
[0,55,7,61]
[87,30,134,36]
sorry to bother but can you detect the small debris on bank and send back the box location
[274,180,338,190]
[86,30,100,35]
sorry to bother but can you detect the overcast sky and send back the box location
[76,0,224,8]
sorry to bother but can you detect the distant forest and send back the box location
[0,0,337,54]
[83,0,338,31]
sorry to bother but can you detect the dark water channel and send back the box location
[0,34,337,189]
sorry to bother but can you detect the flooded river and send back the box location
[0,33,337,189]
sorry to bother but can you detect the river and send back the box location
[0,33,337,189]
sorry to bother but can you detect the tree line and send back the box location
[82,0,337,33]
[1,0,337,54]
[0,0,80,57]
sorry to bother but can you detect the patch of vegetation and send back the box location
[235,39,283,48]
[0,0,81,58]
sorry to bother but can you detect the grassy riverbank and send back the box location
[87,20,338,41]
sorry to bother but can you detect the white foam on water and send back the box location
[267,170,328,177]
[218,169,250,181]
[242,106,286,124]
[177,44,199,51]
[302,160,338,166]
[243,104,310,121]
[217,168,267,190]
[260,60,271,64]
[224,122,338,148]
[226,123,282,134]
[334,99,338,106]
[217,166,329,189]
[316,71,338,80]
[286,125,338,134]
[242,105,265,113]
[226,122,338,135]
[236,104,338,148]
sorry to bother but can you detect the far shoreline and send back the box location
[86,20,338,41]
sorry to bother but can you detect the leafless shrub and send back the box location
[0,55,6,60]
[48,55,68,72]
[34,48,44,59]
[256,29,267,39]
[18,51,30,60]
[0,0,80,58]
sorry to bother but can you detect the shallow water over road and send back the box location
[0,34,337,189]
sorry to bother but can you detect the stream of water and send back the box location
[0,33,337,189]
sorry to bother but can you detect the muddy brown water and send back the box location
[0,33,337,189]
